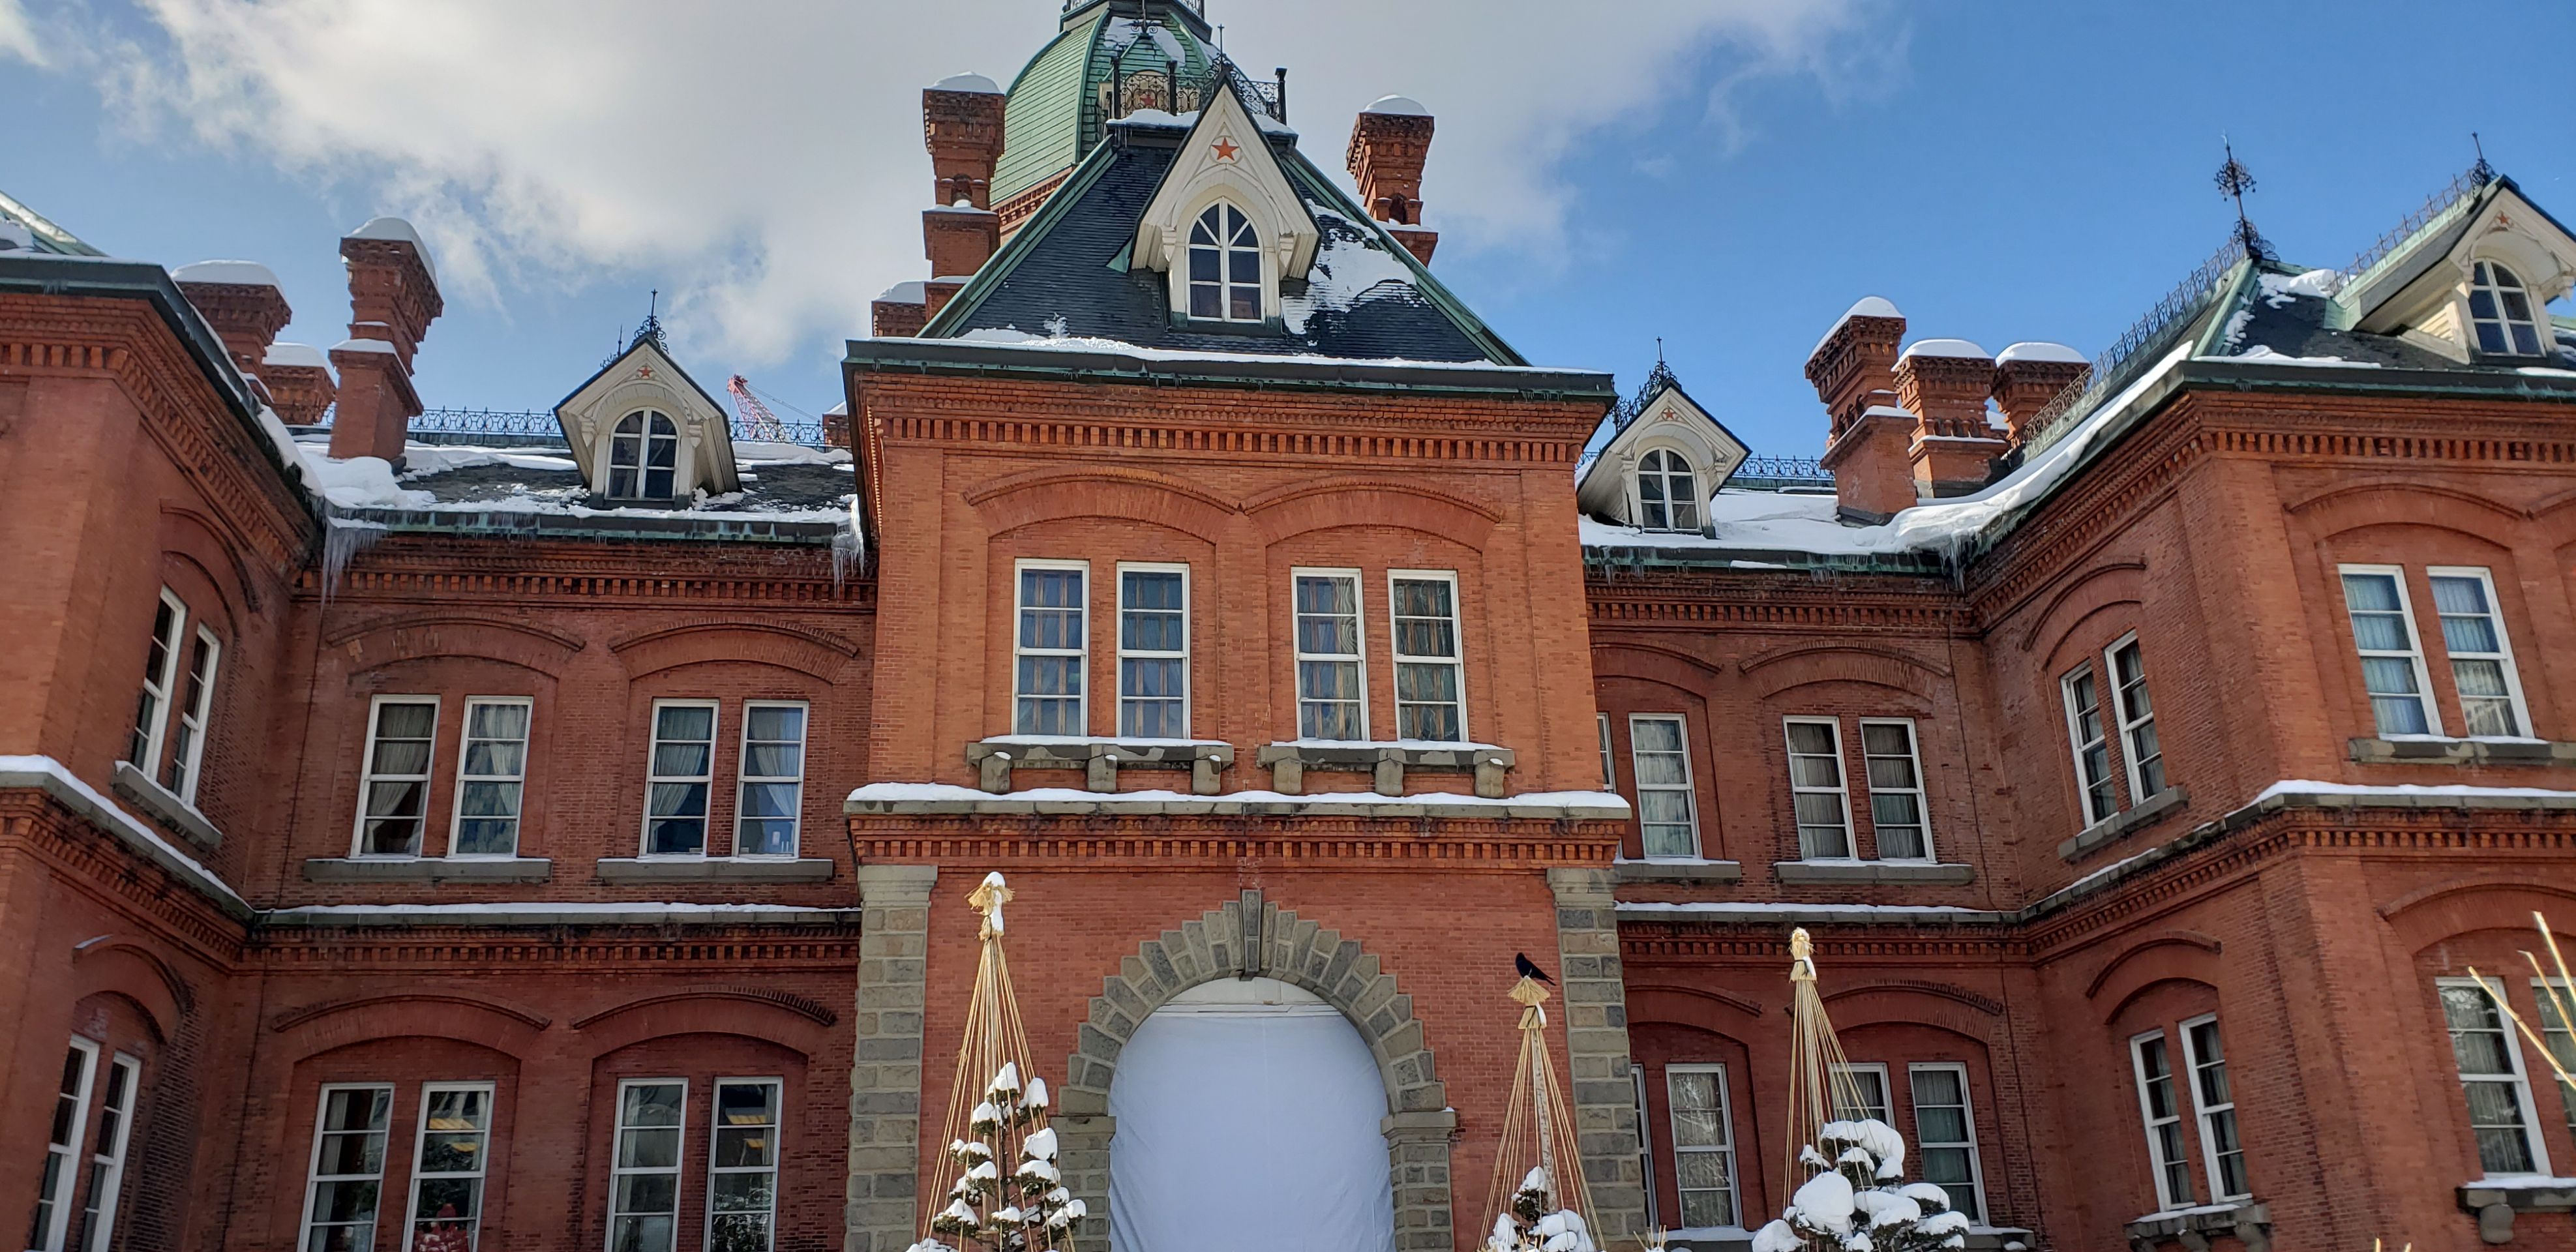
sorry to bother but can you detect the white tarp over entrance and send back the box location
[1107,977,1398,1252]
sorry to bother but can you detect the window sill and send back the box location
[2459,1179,2576,1244]
[1613,857,1745,884]
[1253,741,1516,798]
[303,857,554,883]
[1772,859,1975,886]
[2058,786,2191,863]
[2351,736,2576,766]
[2125,1201,2269,1251]
[594,857,835,883]
[967,737,1235,795]
[110,762,222,852]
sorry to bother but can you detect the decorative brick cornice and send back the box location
[0,796,248,962]
[293,537,871,606]
[1585,571,1969,633]
[846,814,1623,868]
[244,931,862,966]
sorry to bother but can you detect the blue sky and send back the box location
[3,0,2569,456]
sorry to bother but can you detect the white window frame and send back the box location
[1664,1063,1740,1230]
[1857,717,1934,862]
[1386,569,1468,743]
[1784,717,1855,859]
[1629,1065,1658,1230]
[163,625,221,805]
[2129,1030,2195,1212]
[1115,562,1191,739]
[2061,664,2117,826]
[2339,563,2445,738]
[1291,567,1368,741]
[2104,633,2164,803]
[608,1078,689,1252]
[1634,447,1701,532]
[1628,713,1700,859]
[298,1082,394,1252]
[79,1052,140,1252]
[2177,1014,2249,1203]
[706,1077,783,1252]
[2426,565,2533,739]
[1013,559,1091,736]
[127,589,187,776]
[352,696,440,858]
[2469,260,2549,356]
[1186,201,1264,323]
[2440,976,2553,1176]
[404,1081,494,1252]
[2531,977,2576,1137]
[448,696,532,859]
[1829,1060,1891,1124]
[31,1037,99,1252]
[641,698,721,857]
[1908,1062,1988,1225]
[1597,713,1614,790]
[733,700,809,858]
[607,410,680,500]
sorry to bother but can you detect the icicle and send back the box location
[320,515,388,601]
[831,503,865,588]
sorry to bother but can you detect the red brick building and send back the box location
[5,3,2576,1251]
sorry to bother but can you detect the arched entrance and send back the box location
[1107,978,1395,1252]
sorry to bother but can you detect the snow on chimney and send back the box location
[261,343,337,426]
[920,74,1004,288]
[1807,296,1913,518]
[1991,342,2089,447]
[172,260,290,383]
[1895,339,2007,499]
[327,217,442,464]
[1347,96,1438,264]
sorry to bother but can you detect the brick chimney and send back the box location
[1991,342,2089,446]
[1347,95,1438,265]
[921,74,1005,282]
[260,344,338,426]
[172,260,291,381]
[1895,340,2007,498]
[871,282,930,338]
[327,217,442,464]
[1807,296,1913,518]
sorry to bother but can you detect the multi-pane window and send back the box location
[30,1040,97,1252]
[610,1080,687,1252]
[74,1053,139,1252]
[1014,563,1087,736]
[1908,1064,1984,1223]
[2107,636,2165,801]
[1293,571,1366,740]
[127,590,186,773]
[2534,982,2576,1137]
[1188,203,1261,322]
[1628,715,1698,858]
[709,1079,783,1252]
[1118,567,1189,738]
[1859,719,1930,860]
[2061,667,2116,826]
[1831,1062,1891,1124]
[2179,1016,2249,1202]
[408,1084,492,1250]
[2429,568,2528,738]
[1784,718,1854,859]
[644,701,718,856]
[2130,1032,2194,1211]
[355,698,440,857]
[1388,573,1466,741]
[300,1084,394,1252]
[1597,714,1614,790]
[1630,1067,1659,1230]
[162,627,221,803]
[452,698,530,857]
[735,704,807,857]
[1637,449,1700,532]
[608,411,679,499]
[2470,260,2547,356]
[2340,567,2438,736]
[1665,1065,1739,1229]
[2442,979,2549,1175]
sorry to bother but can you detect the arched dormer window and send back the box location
[1636,449,1700,531]
[608,411,679,499]
[2470,261,2546,355]
[1188,203,1262,322]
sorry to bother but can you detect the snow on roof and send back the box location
[1996,340,2085,364]
[1900,338,1990,361]
[876,280,927,304]
[932,71,1001,93]
[346,216,437,282]
[1281,210,1417,336]
[171,259,281,288]
[331,337,399,355]
[263,342,330,370]
[940,329,1577,373]
[1362,95,1429,117]
[1810,295,1903,357]
[0,218,32,252]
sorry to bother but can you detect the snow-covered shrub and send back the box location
[1750,1119,1969,1252]
[1483,1166,1597,1252]
[906,1063,1085,1252]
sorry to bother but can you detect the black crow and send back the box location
[1515,953,1556,985]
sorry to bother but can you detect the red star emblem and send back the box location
[637,365,654,378]
[1212,138,1240,162]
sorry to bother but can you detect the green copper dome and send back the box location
[992,0,1242,204]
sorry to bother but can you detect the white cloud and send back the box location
[61,0,1884,368]
[0,0,46,63]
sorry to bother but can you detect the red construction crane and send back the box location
[726,374,786,441]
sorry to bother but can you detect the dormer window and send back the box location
[1189,203,1261,321]
[1637,449,1700,531]
[608,411,680,499]
[2469,261,2545,355]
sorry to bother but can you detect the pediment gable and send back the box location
[1576,381,1749,528]
[552,337,740,501]
[1132,84,1321,286]
[2345,179,2576,348]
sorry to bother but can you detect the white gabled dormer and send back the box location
[1576,372,1748,533]
[552,331,740,505]
[1130,82,1320,327]
[2343,176,2576,363]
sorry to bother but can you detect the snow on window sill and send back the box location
[2124,1200,2268,1247]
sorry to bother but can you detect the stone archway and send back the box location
[1051,890,1455,1252]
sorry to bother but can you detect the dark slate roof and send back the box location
[2208,261,2576,372]
[927,122,1521,364]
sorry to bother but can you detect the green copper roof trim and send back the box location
[994,14,1105,202]
[919,136,1125,339]
[0,188,106,256]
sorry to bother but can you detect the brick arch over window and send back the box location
[1053,892,1451,1252]
[333,614,586,676]
[966,467,1237,543]
[2014,558,2148,656]
[1245,476,1502,550]
[1741,641,1947,702]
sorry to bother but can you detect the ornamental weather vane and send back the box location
[2213,139,2273,263]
